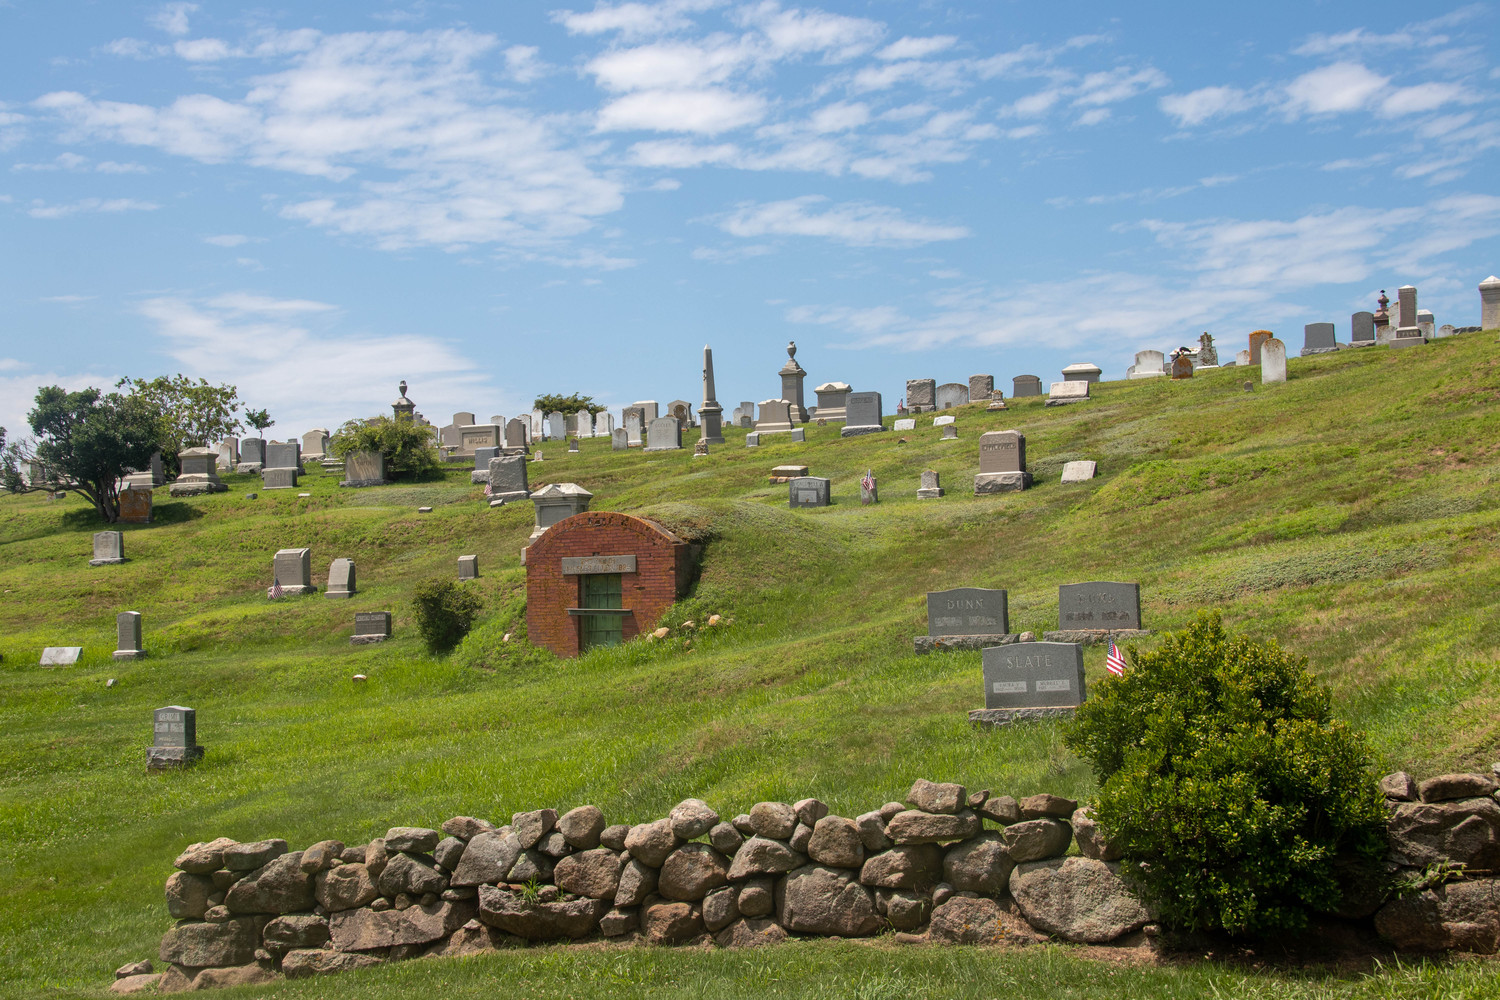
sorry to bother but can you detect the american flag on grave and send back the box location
[270,579,284,600]
[1106,641,1127,677]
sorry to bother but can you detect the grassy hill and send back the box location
[2,332,1499,998]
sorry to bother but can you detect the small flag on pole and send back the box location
[270,579,284,601]
[1106,641,1126,677]
[483,481,493,497]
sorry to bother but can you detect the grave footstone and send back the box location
[90,530,126,566]
[269,548,315,597]
[488,455,530,504]
[913,587,1013,653]
[342,451,387,488]
[352,612,391,645]
[1012,375,1042,398]
[745,432,760,447]
[1059,461,1096,483]
[1128,350,1166,379]
[40,646,82,666]
[1261,337,1288,384]
[458,555,479,581]
[917,469,944,499]
[325,558,356,599]
[645,415,683,451]
[941,423,958,440]
[148,706,205,769]
[693,438,708,457]
[932,415,955,427]
[114,611,144,660]
[790,428,806,442]
[1351,311,1375,345]
[893,418,915,431]
[788,476,831,508]
[974,642,1086,721]
[1046,381,1089,406]
[968,374,995,402]
[906,378,936,413]
[935,382,969,409]
[1301,322,1337,356]
[975,429,1031,494]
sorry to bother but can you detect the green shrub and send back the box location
[411,579,483,654]
[330,415,441,479]
[1064,612,1387,937]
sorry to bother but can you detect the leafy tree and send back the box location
[533,393,603,417]
[118,375,241,476]
[329,416,441,479]
[1064,612,1387,938]
[244,408,274,434]
[0,386,162,523]
[412,579,482,654]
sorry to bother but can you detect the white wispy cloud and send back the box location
[719,194,969,246]
[552,0,722,40]
[149,3,199,37]
[26,197,160,219]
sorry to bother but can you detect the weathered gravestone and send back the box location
[1302,322,1338,356]
[505,418,530,452]
[692,438,708,457]
[790,428,805,442]
[1351,311,1375,345]
[1059,461,1096,483]
[841,391,887,437]
[40,647,83,666]
[893,418,915,431]
[90,530,126,566]
[1046,380,1090,406]
[215,438,239,471]
[755,399,794,435]
[645,416,682,451]
[114,611,145,660]
[458,555,479,581]
[914,587,1012,653]
[568,439,580,453]
[1261,337,1288,384]
[624,410,644,447]
[1417,309,1435,339]
[971,642,1086,726]
[1248,330,1274,365]
[906,378,936,413]
[118,486,153,523]
[1045,582,1147,644]
[472,446,501,484]
[1171,354,1194,379]
[301,429,330,461]
[148,705,204,769]
[269,548,315,597]
[171,446,227,496]
[788,476,831,508]
[547,412,566,442]
[611,428,628,451]
[1198,332,1219,366]
[487,455,530,504]
[1061,363,1102,384]
[342,451,387,488]
[813,382,851,422]
[917,469,944,499]
[969,374,995,401]
[1235,349,1252,366]
[975,430,1031,494]
[935,382,969,409]
[237,438,266,473]
[1012,375,1042,398]
[352,612,391,646]
[1482,275,1500,330]
[594,412,615,439]
[745,433,760,447]
[325,558,356,599]
[1128,350,1165,379]
[933,415,955,427]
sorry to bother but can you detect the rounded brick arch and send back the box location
[526,511,693,657]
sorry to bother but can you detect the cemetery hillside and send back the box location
[4,331,1500,999]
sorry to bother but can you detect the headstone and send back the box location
[1197,333,1219,367]
[987,391,1007,411]
[40,646,83,666]
[745,433,760,447]
[1301,322,1337,356]
[171,446,227,496]
[118,486,153,523]
[968,374,994,401]
[215,438,239,471]
[149,705,204,769]
[860,471,878,505]
[927,588,1008,636]
[325,558,356,599]
[981,643,1086,709]
[1128,350,1166,379]
[667,400,695,428]
[790,428,806,442]
[262,467,298,490]
[1417,310,1435,338]
[269,548,315,597]
[594,411,615,439]
[530,409,544,441]
[547,412,566,442]
[788,476,831,508]
[1261,337,1288,384]
[1235,349,1251,366]
[1058,582,1142,630]
[352,611,391,645]
[1170,354,1193,379]
[90,530,125,566]
[975,429,1031,494]
[342,451,387,487]
[735,401,756,428]
[754,399,794,434]
[917,469,944,498]
[505,418,530,452]
[488,454,530,503]
[568,439,580,453]
[624,410,644,447]
[813,381,852,422]
[1437,324,1456,339]
[1012,375,1042,398]
[769,465,809,483]
[1397,285,1418,329]
[633,401,660,423]
[527,483,593,542]
[1351,311,1375,344]
[472,446,501,483]
[645,416,682,451]
[941,423,958,440]
[1248,330,1274,365]
[906,378,936,413]
[459,423,503,455]
[841,391,886,437]
[114,611,144,660]
[1481,276,1500,330]
[778,341,810,423]
[611,428,628,450]
[1046,380,1089,406]
[458,555,479,581]
[1059,460,1096,483]
[693,438,708,457]
[301,429,330,461]
[934,382,969,409]
[1061,363,1102,384]
[123,451,165,490]
[266,441,303,473]
[893,418,915,431]
[490,414,506,428]
[932,415,955,427]
[237,438,266,473]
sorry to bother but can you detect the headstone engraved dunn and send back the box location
[149,705,205,769]
[788,476,831,508]
[928,588,1009,636]
[352,612,392,645]
[1059,582,1141,630]
[979,642,1086,711]
[114,611,145,660]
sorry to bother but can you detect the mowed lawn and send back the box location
[2,333,1499,998]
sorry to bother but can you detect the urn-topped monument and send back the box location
[779,341,809,424]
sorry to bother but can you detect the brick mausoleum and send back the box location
[525,511,696,657]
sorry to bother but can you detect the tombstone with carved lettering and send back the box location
[914,587,1015,653]
[148,706,205,769]
[788,476,831,508]
[970,642,1086,727]
[974,430,1031,494]
[1043,582,1151,645]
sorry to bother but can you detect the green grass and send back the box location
[3,332,1500,998]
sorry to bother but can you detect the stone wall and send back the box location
[116,770,1500,992]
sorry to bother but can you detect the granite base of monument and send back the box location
[235,462,264,474]
[1299,346,1343,357]
[840,424,887,438]
[968,707,1077,729]
[147,746,205,770]
[1041,628,1153,646]
[89,555,126,567]
[913,633,1019,654]
[169,479,228,497]
[974,471,1032,494]
[113,649,146,661]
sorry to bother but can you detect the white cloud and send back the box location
[1159,85,1257,127]
[39,294,94,303]
[1073,66,1168,106]
[26,197,160,219]
[174,38,234,62]
[585,39,753,91]
[720,195,968,246]
[552,0,721,40]
[203,233,252,246]
[1379,81,1474,117]
[1282,62,1389,116]
[149,3,199,38]
[0,367,118,440]
[103,38,164,59]
[734,2,885,61]
[504,45,547,83]
[1075,108,1110,126]
[597,88,767,133]
[877,36,957,61]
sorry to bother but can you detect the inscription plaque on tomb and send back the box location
[981,642,1086,709]
[1058,582,1141,630]
[927,588,1009,636]
[561,555,638,575]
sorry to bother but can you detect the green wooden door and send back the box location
[579,574,623,650]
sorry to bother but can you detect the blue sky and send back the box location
[2,1,1497,436]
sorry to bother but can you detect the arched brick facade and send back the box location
[525,511,694,658]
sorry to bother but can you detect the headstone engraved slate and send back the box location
[788,476,831,508]
[149,706,205,769]
[981,642,1086,709]
[352,612,391,645]
[927,588,1009,636]
[841,391,886,437]
[90,530,126,566]
[115,611,145,660]
[1058,582,1141,630]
